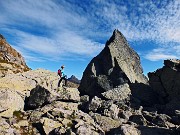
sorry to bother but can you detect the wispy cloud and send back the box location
[0,0,179,63]
[93,0,180,43]
[145,54,177,61]
[92,0,180,61]
[0,0,104,62]
[144,46,179,61]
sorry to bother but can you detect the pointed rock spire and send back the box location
[106,29,127,46]
[79,29,148,97]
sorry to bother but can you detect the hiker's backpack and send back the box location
[58,69,62,77]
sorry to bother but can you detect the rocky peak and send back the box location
[68,75,81,84]
[106,29,128,47]
[79,29,148,97]
[0,34,30,77]
[0,34,5,40]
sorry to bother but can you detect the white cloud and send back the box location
[0,0,87,29]
[93,0,180,62]
[56,31,103,56]
[2,28,103,62]
[145,53,177,61]
[145,46,179,61]
[0,0,103,62]
[0,0,179,63]
[92,0,180,43]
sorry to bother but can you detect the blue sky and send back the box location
[0,0,179,79]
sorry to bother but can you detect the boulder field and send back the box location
[0,30,179,135]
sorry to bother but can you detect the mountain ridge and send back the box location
[0,34,30,77]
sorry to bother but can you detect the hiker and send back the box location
[58,65,67,87]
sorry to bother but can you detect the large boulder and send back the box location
[0,117,16,134]
[79,29,148,97]
[27,85,51,109]
[102,83,131,101]
[27,85,80,109]
[130,83,159,107]
[148,59,180,115]
[0,69,59,96]
[0,88,24,118]
[56,87,80,102]
[90,112,122,132]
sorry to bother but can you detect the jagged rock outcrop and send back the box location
[148,59,180,115]
[0,34,30,77]
[79,29,148,97]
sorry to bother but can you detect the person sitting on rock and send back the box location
[58,65,67,87]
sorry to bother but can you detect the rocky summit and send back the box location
[79,29,148,97]
[0,30,179,135]
[0,34,30,77]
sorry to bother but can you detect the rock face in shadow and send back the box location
[79,29,148,97]
[148,59,180,115]
[0,34,30,77]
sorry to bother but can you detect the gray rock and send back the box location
[119,110,132,120]
[27,85,51,109]
[80,95,89,103]
[88,96,103,112]
[148,59,180,115]
[0,69,59,97]
[40,117,62,134]
[164,59,180,71]
[137,125,173,135]
[102,83,131,101]
[129,115,147,126]
[56,87,80,102]
[142,111,157,122]
[107,124,139,135]
[0,88,24,118]
[152,114,171,128]
[120,124,140,135]
[90,112,122,132]
[130,83,159,106]
[103,103,119,119]
[79,29,148,97]
[0,117,16,135]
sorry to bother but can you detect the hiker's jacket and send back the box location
[61,69,66,77]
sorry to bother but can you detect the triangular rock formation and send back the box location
[79,29,148,97]
[0,34,30,77]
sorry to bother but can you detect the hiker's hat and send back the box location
[61,65,65,68]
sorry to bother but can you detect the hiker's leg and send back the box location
[64,78,67,86]
[61,77,66,86]
[58,78,62,87]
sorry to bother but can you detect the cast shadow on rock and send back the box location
[129,83,160,108]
